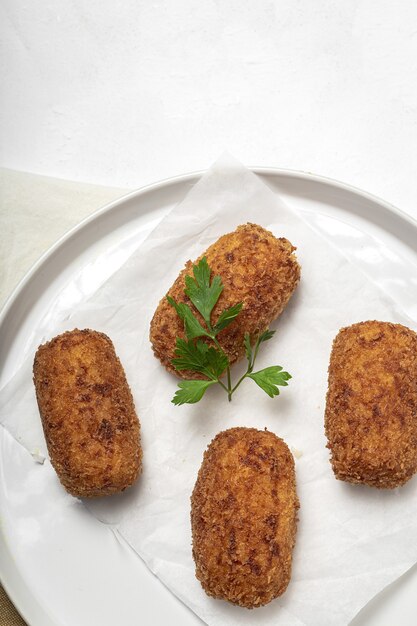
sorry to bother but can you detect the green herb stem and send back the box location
[217,379,229,394]
[226,366,232,401]
[230,372,249,395]
[210,334,233,400]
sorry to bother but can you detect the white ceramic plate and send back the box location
[1,169,416,626]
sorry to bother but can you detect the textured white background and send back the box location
[1,0,417,216]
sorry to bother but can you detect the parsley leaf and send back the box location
[248,366,292,398]
[171,380,216,405]
[205,346,228,378]
[167,296,209,340]
[213,303,243,334]
[184,257,223,326]
[171,338,228,380]
[171,338,211,374]
[258,329,276,344]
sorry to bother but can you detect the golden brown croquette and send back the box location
[150,223,300,379]
[191,427,299,608]
[325,321,417,489]
[33,329,142,497]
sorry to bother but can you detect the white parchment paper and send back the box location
[1,155,417,626]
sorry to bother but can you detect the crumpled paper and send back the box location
[1,155,417,626]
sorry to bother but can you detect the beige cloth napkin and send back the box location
[0,168,126,306]
[0,587,26,626]
[0,168,127,624]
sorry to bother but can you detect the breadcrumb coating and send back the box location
[325,321,417,488]
[33,329,142,497]
[191,427,298,608]
[150,223,300,378]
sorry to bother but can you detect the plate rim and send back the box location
[2,166,417,330]
[1,166,417,626]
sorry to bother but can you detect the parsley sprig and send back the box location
[168,257,291,405]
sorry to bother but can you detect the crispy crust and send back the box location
[325,321,417,488]
[191,427,298,608]
[33,329,142,498]
[149,223,300,378]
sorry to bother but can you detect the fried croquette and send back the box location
[191,427,298,608]
[33,329,142,498]
[150,223,300,378]
[325,321,417,489]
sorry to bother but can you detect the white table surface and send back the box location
[1,0,417,221]
[1,2,417,625]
